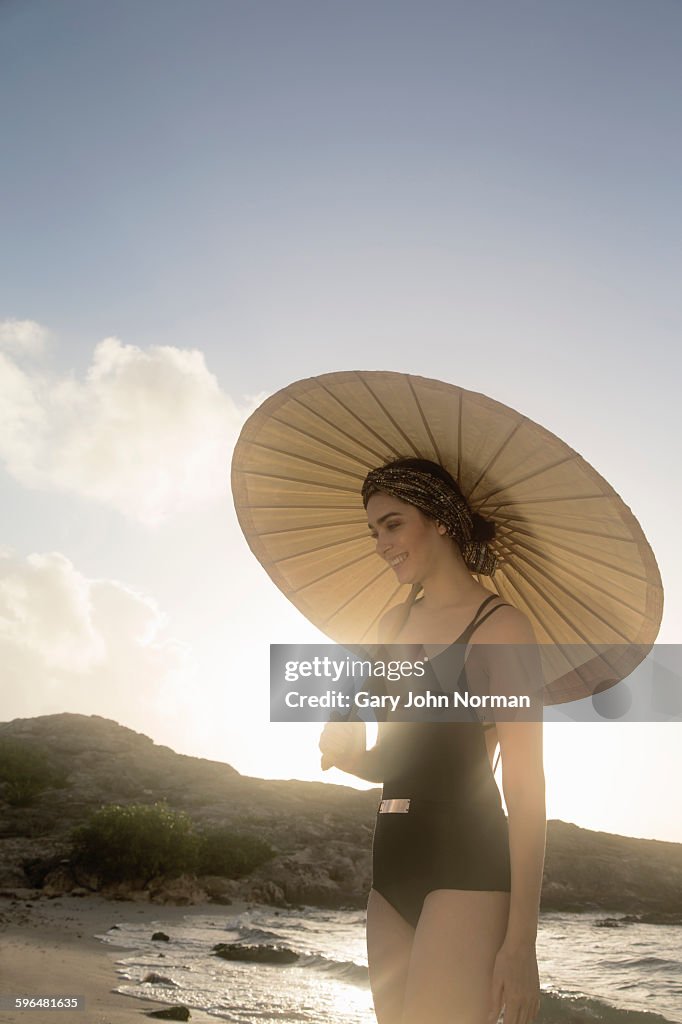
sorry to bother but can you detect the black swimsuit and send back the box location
[371,595,512,928]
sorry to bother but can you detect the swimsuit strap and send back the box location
[463,598,511,778]
[458,595,508,645]
[473,593,499,619]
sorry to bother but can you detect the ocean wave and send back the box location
[539,989,677,1024]
[598,957,679,972]
[234,925,287,943]
[297,953,369,986]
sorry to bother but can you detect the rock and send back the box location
[0,887,42,901]
[152,931,170,942]
[540,819,682,914]
[145,1007,190,1021]
[246,880,286,907]
[327,854,355,883]
[197,875,239,899]
[101,881,150,902]
[148,875,207,906]
[142,972,177,986]
[620,911,682,926]
[70,866,100,891]
[253,856,353,908]
[212,942,299,964]
[0,864,33,888]
[22,854,71,889]
[110,892,142,902]
[42,864,76,897]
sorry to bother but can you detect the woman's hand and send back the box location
[319,720,366,771]
[488,940,540,1024]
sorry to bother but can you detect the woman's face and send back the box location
[366,491,443,584]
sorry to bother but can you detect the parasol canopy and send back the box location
[231,370,663,704]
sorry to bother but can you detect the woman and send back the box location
[319,457,546,1024]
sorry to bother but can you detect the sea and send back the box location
[98,904,682,1024]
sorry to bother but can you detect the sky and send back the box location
[1,0,681,842]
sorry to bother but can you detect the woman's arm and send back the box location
[498,717,546,945]
[481,606,545,1022]
[346,750,385,783]
[489,716,544,1024]
[492,609,546,944]
[319,725,385,782]
[319,604,407,780]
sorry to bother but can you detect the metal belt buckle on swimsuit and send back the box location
[379,798,411,814]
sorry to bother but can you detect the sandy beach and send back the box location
[0,890,252,1024]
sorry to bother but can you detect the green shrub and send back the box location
[197,827,274,878]
[70,803,274,886]
[0,740,69,807]
[71,802,199,884]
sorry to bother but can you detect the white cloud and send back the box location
[0,550,190,723]
[0,332,255,524]
[0,319,49,355]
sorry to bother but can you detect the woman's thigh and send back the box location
[366,887,415,1024]
[401,889,510,1024]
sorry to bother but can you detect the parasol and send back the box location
[231,370,663,703]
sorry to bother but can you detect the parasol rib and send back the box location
[244,441,368,483]
[320,562,396,629]
[495,565,564,645]
[307,378,407,458]
[486,493,613,508]
[407,378,444,466]
[256,518,368,538]
[502,535,645,625]
[457,391,464,483]
[355,372,423,457]
[474,453,580,504]
[242,468,364,494]
[501,551,633,685]
[272,535,373,565]
[490,510,633,541]
[500,527,648,585]
[243,503,373,511]
[282,396,390,464]
[499,560,628,697]
[289,549,380,596]
[466,420,527,500]
[269,412,386,469]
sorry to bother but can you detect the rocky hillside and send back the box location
[1,713,681,916]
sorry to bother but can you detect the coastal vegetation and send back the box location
[196,825,274,878]
[0,738,68,807]
[72,802,200,884]
[71,802,275,884]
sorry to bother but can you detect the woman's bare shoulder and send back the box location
[478,601,537,643]
[377,603,409,643]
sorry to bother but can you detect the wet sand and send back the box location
[0,890,251,1023]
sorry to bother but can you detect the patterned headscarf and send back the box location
[362,464,497,576]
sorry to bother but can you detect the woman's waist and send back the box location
[376,795,508,831]
[381,777,504,809]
